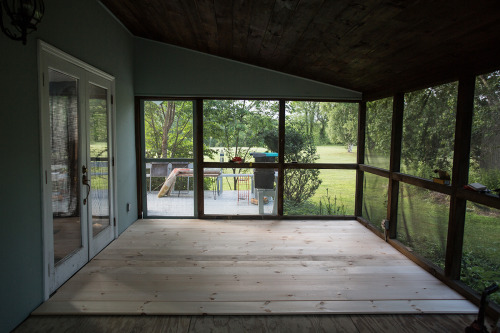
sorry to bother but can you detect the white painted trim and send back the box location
[39,40,115,81]
[111,79,119,239]
[38,40,50,301]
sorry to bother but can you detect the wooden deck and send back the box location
[146,190,275,216]
[33,219,477,316]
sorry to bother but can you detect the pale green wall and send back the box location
[0,1,136,332]
[134,38,362,100]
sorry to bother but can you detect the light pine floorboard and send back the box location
[33,219,477,316]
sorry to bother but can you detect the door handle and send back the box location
[82,165,91,205]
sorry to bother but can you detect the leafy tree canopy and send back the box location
[323,102,358,152]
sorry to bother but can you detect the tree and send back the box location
[401,82,458,177]
[287,101,330,145]
[364,83,458,178]
[469,70,500,189]
[203,99,278,160]
[144,101,194,159]
[160,101,176,158]
[366,97,392,158]
[323,103,358,152]
[89,98,107,143]
[203,100,279,189]
[315,105,331,144]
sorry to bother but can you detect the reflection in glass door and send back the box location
[89,84,110,237]
[49,69,85,265]
[87,79,115,257]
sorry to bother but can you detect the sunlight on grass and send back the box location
[316,145,357,163]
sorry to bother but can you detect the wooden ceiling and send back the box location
[100,0,500,98]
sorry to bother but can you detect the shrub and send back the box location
[262,127,322,204]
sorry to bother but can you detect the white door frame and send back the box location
[38,40,117,299]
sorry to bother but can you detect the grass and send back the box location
[316,145,357,163]
[287,145,357,215]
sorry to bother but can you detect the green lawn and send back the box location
[316,145,357,163]
[314,145,357,214]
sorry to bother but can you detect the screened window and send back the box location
[366,97,392,169]
[397,183,450,269]
[469,70,500,191]
[203,100,279,162]
[284,169,355,216]
[401,82,458,180]
[362,173,388,232]
[284,101,357,163]
[142,100,194,217]
[462,202,500,306]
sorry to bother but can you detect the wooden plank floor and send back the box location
[15,314,489,333]
[33,219,477,316]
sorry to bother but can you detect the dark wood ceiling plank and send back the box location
[194,0,220,55]
[231,0,254,61]
[213,0,234,58]
[176,0,209,53]
[267,0,324,70]
[279,1,356,83]
[245,0,275,62]
[157,1,199,48]
[256,0,300,65]
[100,1,156,39]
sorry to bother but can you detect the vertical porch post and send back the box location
[387,93,404,238]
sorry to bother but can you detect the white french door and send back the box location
[39,42,116,296]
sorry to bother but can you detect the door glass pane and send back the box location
[49,69,82,265]
[89,84,110,236]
